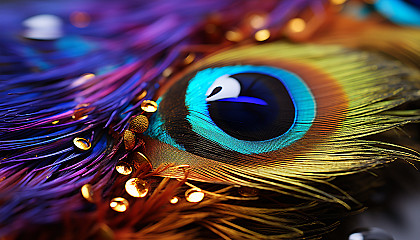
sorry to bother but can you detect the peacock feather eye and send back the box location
[146,65,315,155]
[143,43,420,204]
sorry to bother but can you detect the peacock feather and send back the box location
[143,42,420,209]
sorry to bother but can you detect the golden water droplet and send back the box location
[238,186,259,197]
[81,184,94,202]
[125,178,149,198]
[135,90,147,102]
[77,103,91,108]
[110,197,129,212]
[330,0,347,4]
[81,73,95,79]
[115,162,132,175]
[185,188,205,203]
[133,152,153,171]
[254,29,270,41]
[52,120,59,125]
[249,14,267,29]
[162,68,173,77]
[73,137,91,150]
[170,196,179,204]
[183,53,196,65]
[123,130,136,151]
[140,100,158,113]
[72,103,92,120]
[72,74,95,87]
[287,18,306,33]
[225,30,243,42]
[72,113,88,120]
[129,115,149,133]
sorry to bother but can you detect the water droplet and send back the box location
[183,53,196,65]
[225,30,243,42]
[348,227,394,240]
[287,18,306,33]
[129,115,149,133]
[123,130,136,151]
[125,178,149,198]
[72,103,93,120]
[73,138,91,151]
[249,14,267,29]
[254,29,270,41]
[140,100,158,113]
[81,184,94,202]
[72,108,90,120]
[115,162,132,175]
[110,197,129,212]
[71,73,95,87]
[330,0,347,5]
[135,90,147,102]
[170,196,179,204]
[162,68,173,78]
[185,188,205,203]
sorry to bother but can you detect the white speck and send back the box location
[348,232,364,240]
[22,14,63,40]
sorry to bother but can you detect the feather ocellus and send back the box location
[143,43,420,209]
